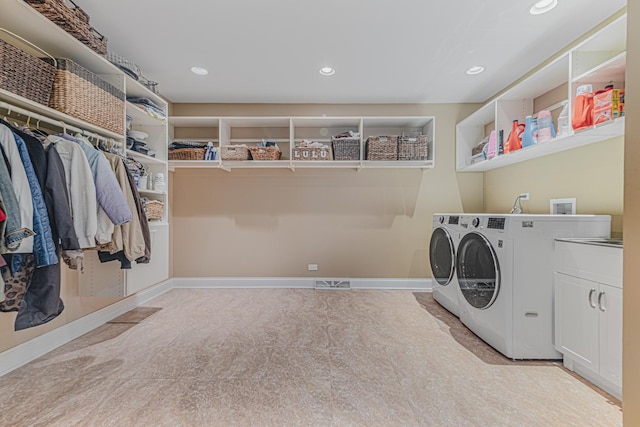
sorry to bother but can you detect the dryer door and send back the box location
[429,227,455,286]
[456,231,500,309]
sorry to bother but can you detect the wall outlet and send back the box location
[519,192,530,201]
[308,264,318,271]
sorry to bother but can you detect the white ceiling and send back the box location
[79,0,626,104]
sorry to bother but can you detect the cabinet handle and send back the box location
[598,291,606,312]
[588,289,597,309]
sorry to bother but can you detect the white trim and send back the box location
[172,277,315,289]
[172,277,432,290]
[0,276,432,376]
[0,278,174,377]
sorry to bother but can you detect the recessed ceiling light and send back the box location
[466,66,485,75]
[190,66,209,76]
[529,0,558,15]
[319,67,336,76]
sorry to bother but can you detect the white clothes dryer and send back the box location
[429,214,464,317]
[456,214,611,359]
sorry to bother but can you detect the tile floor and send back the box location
[0,289,622,426]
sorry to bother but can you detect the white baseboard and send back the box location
[172,277,432,290]
[0,278,174,377]
[0,276,431,376]
[172,277,315,289]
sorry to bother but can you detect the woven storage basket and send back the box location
[25,0,108,55]
[0,31,56,106]
[168,148,206,161]
[249,147,281,160]
[144,200,164,221]
[47,58,125,134]
[221,145,250,160]
[331,137,360,160]
[398,134,429,160]
[366,136,398,160]
[292,146,332,161]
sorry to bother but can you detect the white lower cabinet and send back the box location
[554,240,622,400]
[126,224,169,295]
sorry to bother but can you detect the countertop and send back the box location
[555,237,623,249]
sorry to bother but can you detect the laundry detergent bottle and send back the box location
[486,130,497,159]
[521,115,538,148]
[506,120,525,153]
[536,110,556,143]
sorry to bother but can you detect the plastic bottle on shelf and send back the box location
[506,120,525,153]
[486,130,497,159]
[536,110,556,143]
[557,101,570,138]
[521,116,538,148]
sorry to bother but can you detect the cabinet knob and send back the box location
[589,288,597,309]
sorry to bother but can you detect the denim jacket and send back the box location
[0,125,35,253]
[13,133,58,267]
[0,146,34,252]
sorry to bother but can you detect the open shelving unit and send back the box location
[169,116,435,171]
[456,14,626,172]
[0,0,170,297]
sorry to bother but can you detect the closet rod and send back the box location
[0,100,113,143]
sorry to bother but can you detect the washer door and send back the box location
[429,227,455,286]
[456,231,500,309]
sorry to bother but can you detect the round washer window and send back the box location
[429,227,455,286]
[456,231,500,309]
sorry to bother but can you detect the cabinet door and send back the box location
[598,283,622,389]
[126,225,169,295]
[554,273,599,373]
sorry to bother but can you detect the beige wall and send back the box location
[623,0,639,423]
[483,136,624,235]
[171,103,482,278]
[0,268,120,353]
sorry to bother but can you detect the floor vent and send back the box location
[314,279,351,290]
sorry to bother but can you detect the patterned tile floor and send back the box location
[0,289,622,426]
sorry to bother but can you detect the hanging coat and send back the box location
[49,135,98,249]
[0,125,34,253]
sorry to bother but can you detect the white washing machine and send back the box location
[456,214,611,359]
[429,214,464,317]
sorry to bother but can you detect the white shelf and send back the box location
[127,150,167,166]
[148,221,169,228]
[170,115,435,170]
[456,15,626,173]
[127,102,165,127]
[138,189,167,196]
[0,89,124,140]
[459,117,624,172]
[169,160,221,170]
[572,52,626,85]
[125,76,167,110]
[0,0,119,75]
[169,159,434,171]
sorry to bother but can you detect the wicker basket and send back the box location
[221,145,250,160]
[366,136,398,160]
[46,58,125,134]
[249,147,281,160]
[168,148,206,161]
[292,146,332,161]
[398,134,429,160]
[331,137,360,160]
[144,200,164,221]
[25,0,108,55]
[0,30,56,106]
